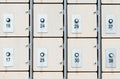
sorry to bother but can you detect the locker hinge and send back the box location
[63,9,66,15]
[29,9,32,15]
[29,25,32,32]
[64,77,66,79]
[96,10,99,15]
[29,43,32,49]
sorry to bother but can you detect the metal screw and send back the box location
[94,62,97,65]
[60,62,63,65]
[59,28,63,30]
[94,28,97,30]
[94,45,97,48]
[59,45,63,48]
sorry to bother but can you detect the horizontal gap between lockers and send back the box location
[102,71,120,73]
[0,2,29,4]
[102,37,120,39]
[33,37,97,39]
[102,3,120,5]
[0,70,29,72]
[33,71,63,72]
[67,3,97,5]
[0,36,29,38]
[68,71,97,73]
[33,37,63,38]
[33,2,63,4]
[68,37,97,39]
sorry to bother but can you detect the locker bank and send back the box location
[0,0,119,79]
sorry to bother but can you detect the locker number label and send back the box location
[3,48,14,67]
[37,15,48,33]
[71,15,82,33]
[72,49,82,68]
[105,15,116,34]
[37,48,47,67]
[106,48,116,68]
[3,14,13,33]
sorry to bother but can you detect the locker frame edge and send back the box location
[97,0,102,79]
[63,0,67,79]
[30,0,33,79]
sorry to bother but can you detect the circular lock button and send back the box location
[74,18,79,23]
[109,53,114,58]
[74,53,79,57]
[40,18,45,23]
[6,18,11,22]
[40,52,45,57]
[108,19,113,24]
[6,52,11,56]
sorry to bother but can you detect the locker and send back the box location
[34,4,63,37]
[0,38,29,71]
[34,0,63,3]
[68,5,97,37]
[0,72,29,79]
[0,0,28,2]
[68,0,96,3]
[102,39,120,72]
[68,73,97,79]
[102,5,120,37]
[102,0,120,3]
[102,73,120,79]
[34,38,63,71]
[68,39,97,71]
[34,72,63,79]
[0,4,29,36]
